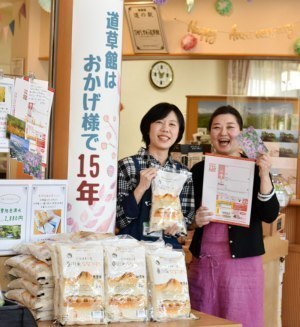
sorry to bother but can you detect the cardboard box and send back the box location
[171,144,207,169]
[263,234,289,264]
[262,213,285,237]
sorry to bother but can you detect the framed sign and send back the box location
[10,58,24,76]
[124,1,168,53]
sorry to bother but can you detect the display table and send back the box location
[37,311,242,327]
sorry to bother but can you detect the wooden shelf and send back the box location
[288,199,300,207]
[289,243,300,253]
[38,56,49,61]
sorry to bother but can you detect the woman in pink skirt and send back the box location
[188,106,279,327]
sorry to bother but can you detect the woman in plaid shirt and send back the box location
[116,102,195,248]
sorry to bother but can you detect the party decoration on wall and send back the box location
[215,0,232,16]
[9,20,15,35]
[38,0,51,13]
[19,3,26,19]
[294,38,300,55]
[0,2,27,41]
[185,19,295,45]
[153,0,167,4]
[186,0,195,13]
[181,33,198,50]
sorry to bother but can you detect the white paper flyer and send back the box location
[202,153,255,227]
[0,77,14,152]
[0,179,68,255]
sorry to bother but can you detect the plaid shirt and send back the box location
[117,147,195,229]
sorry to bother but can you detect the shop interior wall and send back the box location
[0,0,49,79]
[119,59,227,160]
[123,0,300,56]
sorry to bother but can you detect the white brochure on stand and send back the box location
[0,179,68,255]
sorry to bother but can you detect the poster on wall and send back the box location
[0,77,14,152]
[67,0,123,233]
[0,179,68,255]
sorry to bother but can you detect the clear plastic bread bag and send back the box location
[149,168,191,235]
[0,284,4,306]
[145,247,191,322]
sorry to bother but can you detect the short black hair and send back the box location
[140,102,185,149]
[208,105,243,131]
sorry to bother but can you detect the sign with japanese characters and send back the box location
[124,2,168,53]
[0,179,68,255]
[67,0,123,233]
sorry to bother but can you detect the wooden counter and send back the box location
[38,311,242,327]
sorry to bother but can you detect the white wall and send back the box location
[119,59,227,159]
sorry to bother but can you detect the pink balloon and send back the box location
[181,33,197,51]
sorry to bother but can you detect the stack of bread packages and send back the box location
[5,232,193,324]
[5,242,55,321]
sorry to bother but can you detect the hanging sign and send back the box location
[67,0,123,233]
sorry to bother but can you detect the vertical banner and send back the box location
[67,0,123,233]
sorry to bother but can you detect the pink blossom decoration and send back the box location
[107,165,114,177]
[153,0,167,4]
[67,203,72,211]
[67,217,74,225]
[181,33,197,51]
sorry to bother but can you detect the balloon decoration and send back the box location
[153,0,167,4]
[215,0,232,16]
[186,0,195,13]
[38,0,51,13]
[181,33,197,51]
[294,38,300,55]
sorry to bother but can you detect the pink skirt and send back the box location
[188,223,264,327]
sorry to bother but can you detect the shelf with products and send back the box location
[186,95,300,198]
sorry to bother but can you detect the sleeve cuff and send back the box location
[257,187,275,202]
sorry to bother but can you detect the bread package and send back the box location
[8,278,53,299]
[5,289,53,311]
[146,248,191,321]
[150,169,191,234]
[55,242,105,325]
[5,254,54,285]
[104,240,148,322]
[14,241,52,264]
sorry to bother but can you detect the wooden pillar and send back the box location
[50,0,73,179]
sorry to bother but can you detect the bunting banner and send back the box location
[19,3,26,24]
[9,20,15,35]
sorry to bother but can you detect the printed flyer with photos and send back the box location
[202,153,255,227]
[0,179,68,255]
